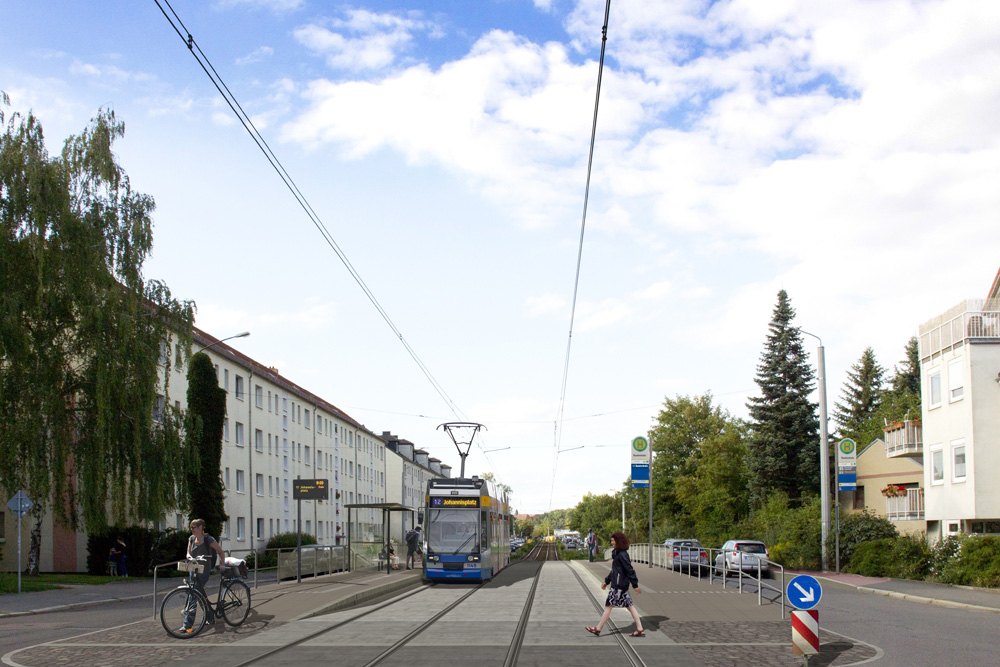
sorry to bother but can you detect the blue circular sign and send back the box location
[787,574,822,610]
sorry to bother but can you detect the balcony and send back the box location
[886,488,924,521]
[919,299,1000,361]
[885,420,922,457]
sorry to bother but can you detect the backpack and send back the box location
[405,530,417,547]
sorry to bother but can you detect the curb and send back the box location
[855,586,1000,614]
[290,574,425,621]
[0,591,156,619]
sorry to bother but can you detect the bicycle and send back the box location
[160,556,252,638]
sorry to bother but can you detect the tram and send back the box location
[423,476,510,581]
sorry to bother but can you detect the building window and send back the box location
[153,394,165,423]
[236,469,245,493]
[174,343,183,368]
[928,371,941,408]
[268,476,273,496]
[948,358,964,402]
[224,419,230,442]
[305,446,311,466]
[283,455,289,472]
[235,375,245,400]
[257,518,264,541]
[268,391,272,412]
[305,409,310,429]
[255,385,264,408]
[971,521,1000,534]
[235,422,245,447]
[931,446,944,485]
[224,520,231,540]
[237,517,245,541]
[952,442,967,481]
[225,467,230,489]
[224,369,229,392]
[0,511,5,539]
[256,473,264,496]
[283,414,288,431]
[255,429,264,452]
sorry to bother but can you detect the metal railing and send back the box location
[887,489,925,520]
[151,545,348,618]
[630,543,785,618]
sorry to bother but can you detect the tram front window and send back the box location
[428,510,479,554]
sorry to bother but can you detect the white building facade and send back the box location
[919,293,1000,542]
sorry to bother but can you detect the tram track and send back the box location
[227,542,644,667]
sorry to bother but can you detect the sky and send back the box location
[2,0,999,514]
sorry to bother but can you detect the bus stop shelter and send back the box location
[345,502,421,573]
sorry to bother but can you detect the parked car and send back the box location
[715,540,770,577]
[663,538,709,571]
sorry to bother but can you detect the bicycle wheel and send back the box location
[161,587,208,638]
[221,580,251,627]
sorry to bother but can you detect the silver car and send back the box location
[715,540,770,577]
[664,539,709,571]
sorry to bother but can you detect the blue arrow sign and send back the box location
[787,574,822,610]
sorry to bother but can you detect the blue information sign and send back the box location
[787,574,822,610]
[631,463,649,488]
[838,472,857,491]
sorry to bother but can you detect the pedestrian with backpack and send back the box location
[586,528,597,562]
[405,525,422,570]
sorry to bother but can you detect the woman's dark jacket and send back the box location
[604,549,639,591]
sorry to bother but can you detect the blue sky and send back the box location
[3,0,999,513]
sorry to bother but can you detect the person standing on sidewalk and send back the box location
[586,528,597,562]
[586,531,645,637]
[182,519,227,632]
[404,525,422,570]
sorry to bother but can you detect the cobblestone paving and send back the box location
[658,622,877,667]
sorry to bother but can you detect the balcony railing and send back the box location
[885,420,922,457]
[920,299,1000,360]
[886,488,924,521]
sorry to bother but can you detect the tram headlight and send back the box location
[467,555,480,562]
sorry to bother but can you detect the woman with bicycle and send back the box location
[182,519,227,632]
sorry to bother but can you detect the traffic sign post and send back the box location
[292,479,329,583]
[7,491,34,594]
[630,437,652,567]
[787,574,822,657]
[792,610,819,656]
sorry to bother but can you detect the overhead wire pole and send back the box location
[548,0,613,511]
[154,0,466,421]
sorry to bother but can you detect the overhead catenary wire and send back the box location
[154,0,503,484]
[548,0,613,511]
[155,1,457,415]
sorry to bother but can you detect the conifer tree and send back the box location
[746,290,819,506]
[185,352,228,539]
[833,347,886,442]
[890,336,920,398]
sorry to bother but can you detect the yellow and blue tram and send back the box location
[423,476,510,581]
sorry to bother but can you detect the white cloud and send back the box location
[524,293,566,317]
[236,46,274,66]
[293,10,438,72]
[633,281,672,300]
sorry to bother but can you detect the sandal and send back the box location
[630,630,646,637]
[586,626,601,636]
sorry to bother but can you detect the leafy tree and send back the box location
[648,394,732,523]
[833,347,885,443]
[185,352,228,539]
[746,290,820,506]
[0,103,194,573]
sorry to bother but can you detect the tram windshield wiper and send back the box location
[453,534,476,555]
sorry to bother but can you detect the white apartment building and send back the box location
[1,326,451,572]
[919,273,1000,542]
[381,432,450,544]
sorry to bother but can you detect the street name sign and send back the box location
[787,574,823,610]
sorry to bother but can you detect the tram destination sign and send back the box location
[293,479,329,500]
[431,497,480,508]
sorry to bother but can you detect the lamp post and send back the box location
[196,331,250,354]
[770,321,831,571]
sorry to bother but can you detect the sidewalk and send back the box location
[785,569,1000,613]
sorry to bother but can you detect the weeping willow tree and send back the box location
[0,97,194,572]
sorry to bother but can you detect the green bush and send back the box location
[935,535,1000,588]
[847,534,929,579]
[246,532,318,569]
[828,509,898,567]
[735,493,822,569]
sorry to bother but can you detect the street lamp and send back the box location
[197,331,250,354]
[770,320,831,571]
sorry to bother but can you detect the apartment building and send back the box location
[0,326,453,572]
[918,270,1000,542]
[382,432,451,543]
